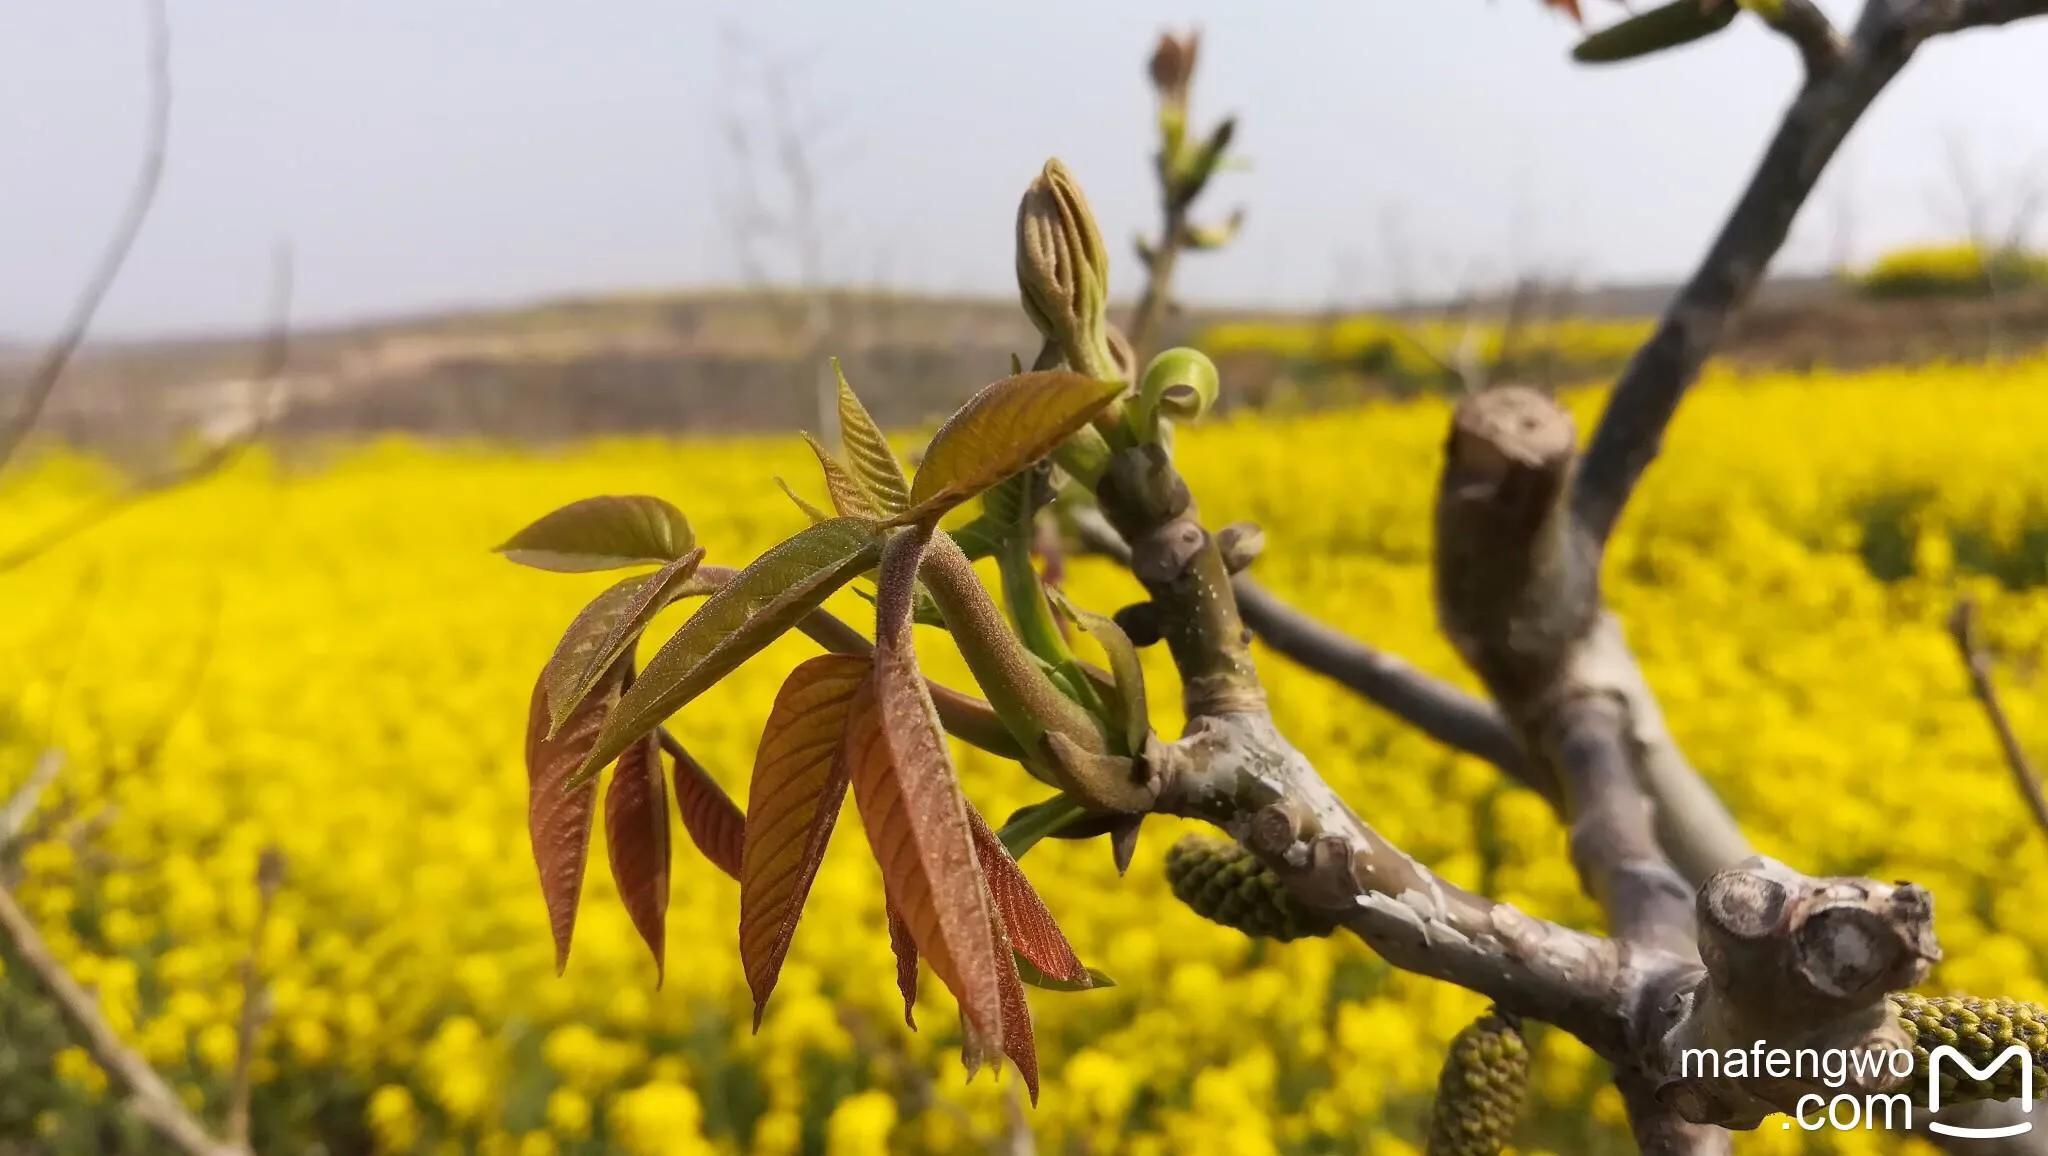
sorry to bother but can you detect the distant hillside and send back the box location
[13,277,2048,455]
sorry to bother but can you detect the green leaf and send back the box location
[896,371,1126,524]
[1015,957,1116,993]
[1572,0,1738,63]
[998,796,1091,859]
[852,584,948,629]
[834,360,912,517]
[543,549,707,736]
[497,495,695,572]
[573,518,883,783]
[981,472,1034,545]
[1048,590,1151,757]
[948,514,1003,562]
[1135,348,1219,434]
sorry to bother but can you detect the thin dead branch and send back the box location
[0,879,248,1156]
[0,0,172,474]
[1948,598,2048,843]
[227,847,286,1148]
[0,246,293,574]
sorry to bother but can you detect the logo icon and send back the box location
[1926,1045,2034,1139]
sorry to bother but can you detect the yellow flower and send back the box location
[824,1090,898,1156]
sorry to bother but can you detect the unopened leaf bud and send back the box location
[1016,159,1117,380]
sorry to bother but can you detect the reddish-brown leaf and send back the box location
[526,655,623,974]
[849,525,1004,1050]
[670,740,745,880]
[886,898,919,1029]
[605,730,670,982]
[738,653,870,1024]
[578,517,882,784]
[969,809,1088,986]
[992,913,1040,1104]
[543,549,704,736]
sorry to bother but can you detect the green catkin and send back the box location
[1894,993,2048,1105]
[1426,1010,1529,1156]
[1163,835,1337,942]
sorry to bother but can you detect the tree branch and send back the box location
[1948,599,2048,843]
[1083,408,1943,1142]
[0,881,247,1156]
[1231,575,1541,792]
[0,245,294,575]
[1928,0,2048,32]
[1569,10,1917,549]
[227,848,284,1149]
[1067,500,1543,797]
[0,0,171,474]
[1762,0,1850,74]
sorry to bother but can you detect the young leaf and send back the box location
[543,549,706,736]
[1015,959,1117,993]
[896,371,1126,524]
[1572,0,1736,63]
[849,525,1005,1052]
[970,809,1089,986]
[669,738,745,880]
[834,361,912,516]
[526,655,624,974]
[851,584,949,629]
[991,914,1040,1104]
[576,518,883,784]
[498,495,695,572]
[801,433,881,520]
[998,796,1091,859]
[1050,592,1151,757]
[886,898,919,1028]
[738,653,869,1024]
[774,477,832,524]
[605,729,670,982]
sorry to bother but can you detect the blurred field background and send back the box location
[9,3,2048,1150]
[5,339,2048,1153]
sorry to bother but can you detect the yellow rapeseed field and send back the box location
[3,357,2046,1155]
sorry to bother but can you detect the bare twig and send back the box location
[0,751,65,852]
[0,246,293,575]
[227,848,285,1148]
[1948,599,2048,842]
[0,0,172,474]
[0,882,247,1156]
[1232,577,1538,787]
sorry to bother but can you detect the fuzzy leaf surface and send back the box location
[497,495,695,572]
[526,656,624,973]
[605,730,670,980]
[898,371,1124,522]
[801,434,881,520]
[543,549,704,735]
[970,808,1089,986]
[738,653,869,1023]
[848,526,1004,1051]
[670,739,745,880]
[834,363,912,515]
[578,518,881,782]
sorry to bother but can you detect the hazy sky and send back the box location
[4,1,2047,339]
